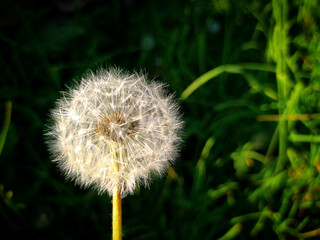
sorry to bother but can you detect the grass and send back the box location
[1,0,320,239]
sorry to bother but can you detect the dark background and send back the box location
[1,0,320,239]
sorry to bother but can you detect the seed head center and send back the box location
[97,112,139,142]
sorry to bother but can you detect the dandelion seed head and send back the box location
[46,68,183,197]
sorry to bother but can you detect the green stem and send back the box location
[272,0,289,173]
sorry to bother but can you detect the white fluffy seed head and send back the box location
[46,68,183,197]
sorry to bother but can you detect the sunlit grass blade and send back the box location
[218,223,242,240]
[289,133,320,143]
[181,63,275,100]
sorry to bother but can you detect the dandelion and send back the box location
[46,67,183,239]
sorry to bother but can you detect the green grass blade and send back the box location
[0,101,12,156]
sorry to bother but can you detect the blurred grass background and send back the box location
[1,0,320,239]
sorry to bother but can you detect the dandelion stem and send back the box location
[112,186,122,240]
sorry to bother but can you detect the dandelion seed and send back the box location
[46,67,183,197]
